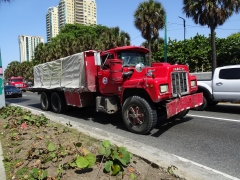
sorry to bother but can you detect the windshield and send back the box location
[117,51,149,67]
[11,79,23,82]
[5,86,19,91]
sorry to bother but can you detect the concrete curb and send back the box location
[0,141,6,180]
[3,103,240,180]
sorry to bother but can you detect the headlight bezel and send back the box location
[191,80,197,87]
[160,84,168,94]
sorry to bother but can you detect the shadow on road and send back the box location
[151,116,193,137]
[6,97,32,104]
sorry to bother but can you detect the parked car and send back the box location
[4,85,22,98]
[191,64,240,110]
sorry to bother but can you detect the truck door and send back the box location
[213,67,240,101]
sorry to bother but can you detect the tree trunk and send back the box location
[210,25,217,75]
[148,38,152,65]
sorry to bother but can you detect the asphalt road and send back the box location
[5,92,240,179]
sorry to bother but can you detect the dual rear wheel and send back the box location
[40,92,67,113]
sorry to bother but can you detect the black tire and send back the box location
[122,96,157,134]
[208,101,219,106]
[176,109,189,119]
[40,92,51,111]
[51,92,67,113]
[194,96,207,111]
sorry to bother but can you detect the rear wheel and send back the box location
[40,92,51,111]
[51,92,67,113]
[122,96,157,134]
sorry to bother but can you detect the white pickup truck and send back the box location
[191,65,240,110]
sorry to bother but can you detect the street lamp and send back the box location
[155,12,167,62]
[178,16,186,61]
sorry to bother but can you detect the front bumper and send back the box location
[166,93,203,119]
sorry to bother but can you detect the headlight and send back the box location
[191,80,196,87]
[160,84,168,93]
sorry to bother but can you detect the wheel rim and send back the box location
[127,105,144,126]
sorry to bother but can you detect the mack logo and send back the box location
[174,67,184,71]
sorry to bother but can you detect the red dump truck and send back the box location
[8,76,27,91]
[33,46,203,134]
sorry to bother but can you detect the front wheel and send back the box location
[122,96,157,134]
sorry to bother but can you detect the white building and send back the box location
[47,0,97,41]
[18,35,44,62]
[46,7,59,42]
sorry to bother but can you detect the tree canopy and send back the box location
[134,0,166,64]
[183,0,240,73]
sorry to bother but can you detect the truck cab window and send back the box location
[117,51,149,67]
[101,54,114,67]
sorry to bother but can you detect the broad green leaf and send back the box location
[98,146,105,155]
[31,168,38,178]
[76,156,89,168]
[42,170,48,178]
[48,142,55,152]
[3,124,8,129]
[69,162,76,167]
[85,154,96,168]
[50,152,56,158]
[130,173,136,179]
[105,148,111,157]
[21,115,30,120]
[102,140,111,148]
[104,160,113,172]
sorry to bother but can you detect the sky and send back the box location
[0,0,240,70]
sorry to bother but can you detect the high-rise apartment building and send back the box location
[46,7,59,42]
[75,0,97,25]
[18,35,44,62]
[46,0,97,41]
[58,0,75,29]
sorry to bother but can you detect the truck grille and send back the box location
[171,72,188,97]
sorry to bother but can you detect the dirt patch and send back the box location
[0,106,185,180]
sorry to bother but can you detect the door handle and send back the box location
[216,82,223,86]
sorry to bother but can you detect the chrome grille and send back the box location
[171,72,188,97]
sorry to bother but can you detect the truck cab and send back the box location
[8,76,27,92]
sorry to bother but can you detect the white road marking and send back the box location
[173,155,240,180]
[187,114,240,123]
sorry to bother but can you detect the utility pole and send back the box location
[0,48,6,108]
[178,16,186,62]
[164,15,167,62]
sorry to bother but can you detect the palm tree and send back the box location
[141,37,164,53]
[4,61,21,79]
[0,0,10,2]
[183,0,240,72]
[134,0,166,64]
